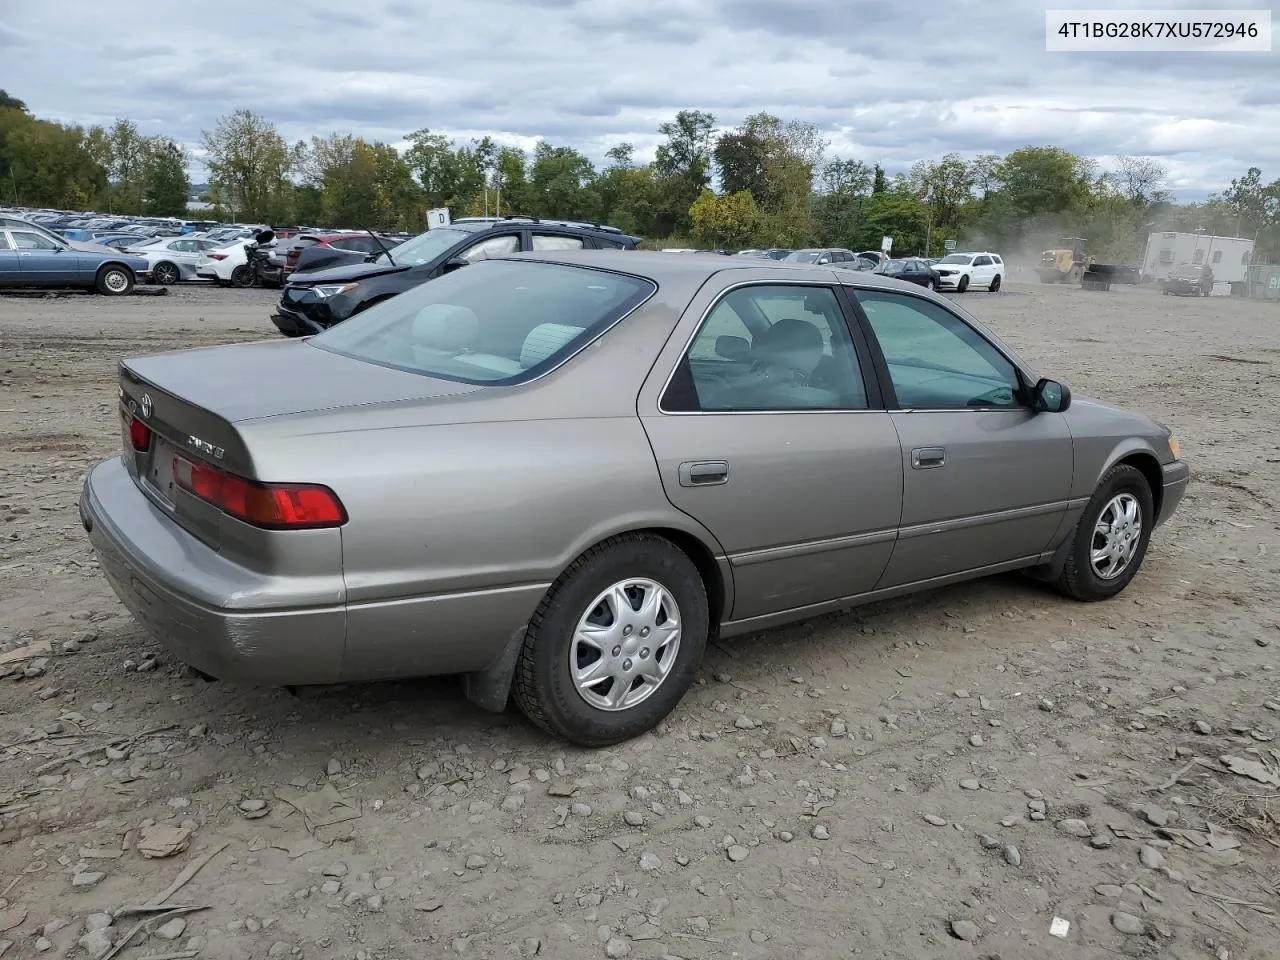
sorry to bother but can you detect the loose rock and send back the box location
[155,917,187,940]
[78,930,112,958]
[959,778,980,791]
[1111,912,1144,935]
[1139,845,1164,869]
[1003,844,1021,866]
[811,824,830,840]
[950,919,980,941]
[1057,818,1092,838]
[726,844,749,862]
[1194,720,1212,735]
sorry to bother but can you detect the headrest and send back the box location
[750,318,823,375]
[412,304,480,352]
[520,323,583,367]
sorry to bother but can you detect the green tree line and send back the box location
[4,91,1279,263]
[0,91,190,217]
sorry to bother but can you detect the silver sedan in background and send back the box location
[79,251,1189,745]
[125,235,224,284]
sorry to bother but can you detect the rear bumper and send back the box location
[1157,459,1189,527]
[79,457,347,685]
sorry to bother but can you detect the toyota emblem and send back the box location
[140,393,153,419]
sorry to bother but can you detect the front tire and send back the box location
[1055,464,1154,601]
[513,534,709,746]
[96,265,134,296]
[957,274,970,292]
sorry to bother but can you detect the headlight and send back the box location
[311,283,360,298]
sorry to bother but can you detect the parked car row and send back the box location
[0,205,420,295]
[272,216,642,336]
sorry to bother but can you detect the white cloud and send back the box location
[3,0,1277,199]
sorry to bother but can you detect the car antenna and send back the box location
[367,228,395,265]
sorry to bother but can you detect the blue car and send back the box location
[0,222,149,295]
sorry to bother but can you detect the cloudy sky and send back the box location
[3,0,1277,200]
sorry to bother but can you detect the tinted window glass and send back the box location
[375,227,474,265]
[532,234,585,251]
[667,285,868,412]
[312,260,654,385]
[462,234,520,262]
[855,290,1020,409]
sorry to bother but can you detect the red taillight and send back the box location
[172,455,346,529]
[122,409,152,451]
[209,253,227,261]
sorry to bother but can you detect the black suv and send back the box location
[271,217,640,337]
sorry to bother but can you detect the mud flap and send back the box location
[461,625,530,713]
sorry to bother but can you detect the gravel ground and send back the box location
[0,281,1277,960]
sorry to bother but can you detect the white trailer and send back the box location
[1142,232,1255,287]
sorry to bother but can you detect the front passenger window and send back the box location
[461,234,520,262]
[855,290,1021,409]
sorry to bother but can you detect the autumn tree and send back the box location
[141,138,190,216]
[689,188,763,248]
[1113,155,1170,205]
[652,109,716,235]
[201,109,297,222]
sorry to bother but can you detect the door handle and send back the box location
[678,460,729,487]
[910,446,945,469]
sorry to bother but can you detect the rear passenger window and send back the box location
[664,285,869,412]
[532,234,585,251]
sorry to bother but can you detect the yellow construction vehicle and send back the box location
[1037,237,1091,283]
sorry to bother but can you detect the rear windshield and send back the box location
[310,259,656,385]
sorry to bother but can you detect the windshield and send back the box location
[783,250,824,263]
[312,260,655,385]
[374,227,472,264]
[938,254,972,265]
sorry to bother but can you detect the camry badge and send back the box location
[188,435,225,460]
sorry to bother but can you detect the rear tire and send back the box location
[989,274,1001,292]
[96,265,134,296]
[1055,464,1154,602]
[152,261,180,285]
[512,534,709,746]
[230,264,253,288]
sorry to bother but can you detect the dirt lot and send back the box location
[0,281,1277,960]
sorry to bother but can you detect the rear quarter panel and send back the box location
[237,272,728,677]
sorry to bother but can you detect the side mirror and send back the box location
[1032,378,1071,413]
[714,335,750,360]
[816,256,830,265]
[442,257,469,272]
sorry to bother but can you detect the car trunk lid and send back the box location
[119,340,481,548]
